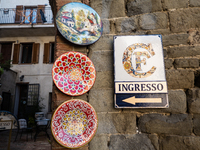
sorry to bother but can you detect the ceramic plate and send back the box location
[56,2,103,45]
[52,52,96,96]
[51,99,98,149]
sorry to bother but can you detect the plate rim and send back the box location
[51,99,98,149]
[55,2,103,46]
[52,51,96,96]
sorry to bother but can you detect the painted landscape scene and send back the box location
[56,2,103,45]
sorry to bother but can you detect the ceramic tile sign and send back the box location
[114,35,169,108]
[56,2,103,45]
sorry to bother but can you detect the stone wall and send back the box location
[49,0,200,149]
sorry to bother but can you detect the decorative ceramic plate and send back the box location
[56,2,103,45]
[52,52,96,96]
[51,99,98,149]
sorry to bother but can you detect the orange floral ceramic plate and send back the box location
[51,99,98,149]
[52,52,96,96]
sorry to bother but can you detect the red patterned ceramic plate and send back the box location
[52,52,96,96]
[51,99,98,149]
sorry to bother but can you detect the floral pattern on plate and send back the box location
[52,52,96,96]
[51,99,98,149]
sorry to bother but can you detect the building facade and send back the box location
[0,0,55,119]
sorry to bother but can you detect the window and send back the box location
[21,43,32,63]
[27,84,40,106]
[24,6,37,24]
[13,43,40,64]
[15,5,46,24]
[0,43,12,67]
[43,42,55,63]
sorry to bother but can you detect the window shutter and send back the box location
[32,43,40,64]
[37,5,45,23]
[43,43,50,63]
[15,5,23,23]
[12,44,20,64]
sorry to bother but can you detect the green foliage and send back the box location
[0,53,12,70]
[28,116,35,128]
[0,68,3,76]
[27,97,45,127]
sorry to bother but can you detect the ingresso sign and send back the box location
[114,35,169,108]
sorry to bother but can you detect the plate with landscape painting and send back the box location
[51,99,98,149]
[56,2,103,45]
[52,52,96,96]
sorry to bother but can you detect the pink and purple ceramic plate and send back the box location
[52,52,96,96]
[51,99,98,148]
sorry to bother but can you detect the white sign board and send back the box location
[114,35,168,108]
[0,120,12,130]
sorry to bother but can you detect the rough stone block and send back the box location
[115,17,138,33]
[147,29,171,35]
[174,58,199,68]
[138,114,193,135]
[93,71,114,89]
[90,0,126,19]
[148,134,159,150]
[89,35,113,51]
[89,88,118,112]
[166,69,194,89]
[190,0,200,7]
[89,50,113,72]
[162,34,189,47]
[187,88,200,114]
[102,19,110,34]
[187,88,200,99]
[97,112,136,134]
[194,114,200,136]
[109,134,155,150]
[169,8,200,33]
[161,135,200,150]
[127,0,162,16]
[167,46,200,58]
[89,135,109,150]
[162,0,188,10]
[139,12,168,30]
[188,29,200,45]
[164,59,173,69]
[167,90,187,114]
[110,19,116,34]
[163,48,167,58]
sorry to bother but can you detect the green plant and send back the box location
[0,53,12,70]
[28,116,35,128]
[27,97,46,127]
[0,68,3,76]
